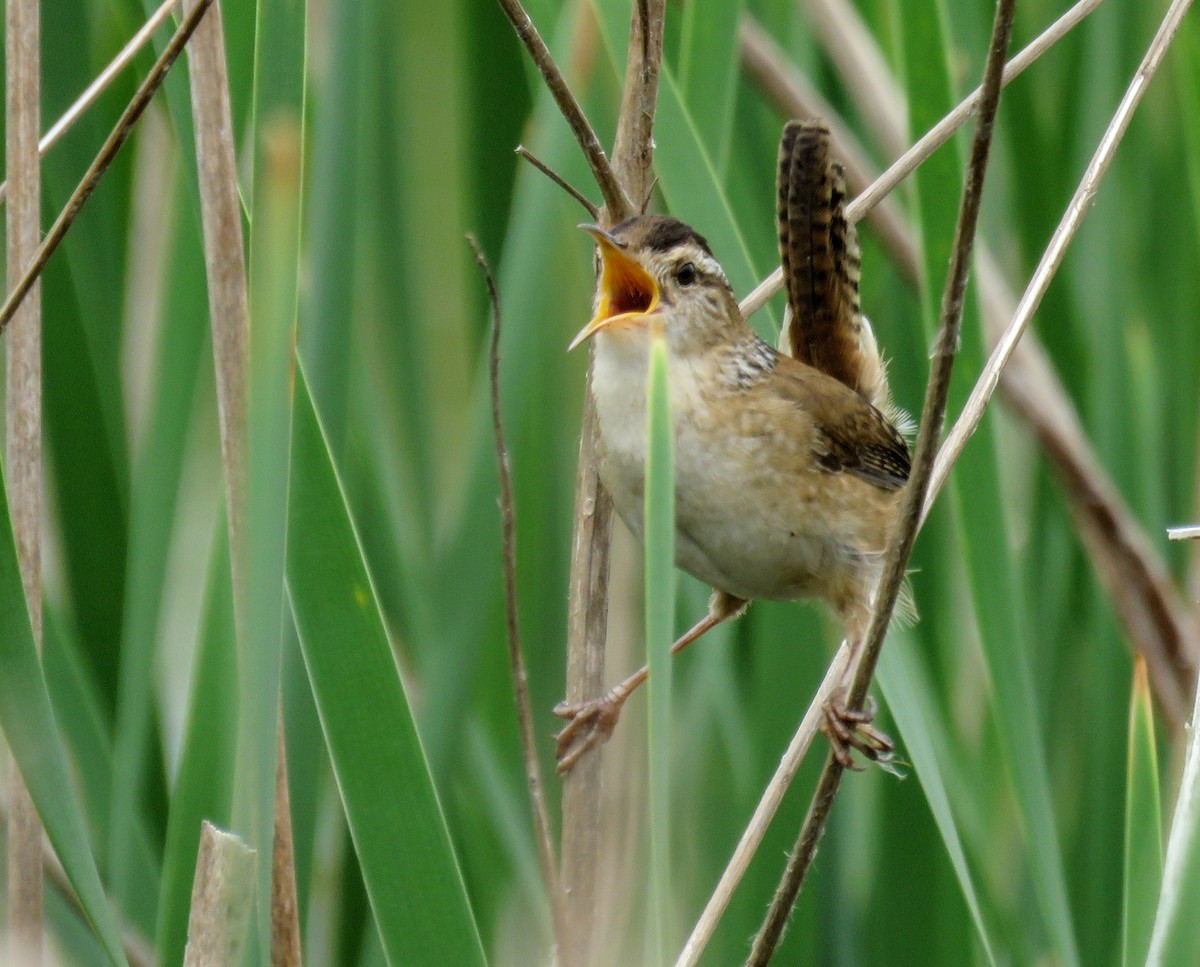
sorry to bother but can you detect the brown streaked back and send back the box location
[777,120,886,407]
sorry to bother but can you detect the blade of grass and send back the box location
[1148,657,1200,963]
[645,326,676,965]
[875,636,998,965]
[108,142,209,915]
[297,0,372,453]
[1124,656,1163,967]
[287,364,487,967]
[247,0,308,959]
[156,521,238,967]
[40,0,134,732]
[677,0,744,177]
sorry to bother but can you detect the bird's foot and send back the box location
[553,691,625,775]
[821,694,894,771]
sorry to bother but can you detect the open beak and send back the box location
[568,224,661,351]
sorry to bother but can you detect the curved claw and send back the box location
[821,694,895,771]
[553,694,624,774]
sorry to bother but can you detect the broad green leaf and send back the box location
[155,524,238,967]
[233,1,309,956]
[645,328,676,964]
[878,636,998,965]
[677,0,745,177]
[108,171,208,916]
[287,366,487,966]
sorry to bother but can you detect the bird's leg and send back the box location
[554,591,746,774]
[821,605,895,770]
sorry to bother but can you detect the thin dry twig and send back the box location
[0,0,184,207]
[515,144,599,218]
[747,1,1017,959]
[807,0,1195,707]
[1170,526,1200,541]
[495,0,632,219]
[0,0,216,335]
[738,0,1109,320]
[182,822,256,967]
[688,5,1193,958]
[927,0,1195,519]
[469,234,574,967]
[6,0,43,953]
[558,3,666,963]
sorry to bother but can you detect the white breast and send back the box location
[590,330,866,605]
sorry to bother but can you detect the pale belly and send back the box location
[590,333,896,609]
[596,391,888,605]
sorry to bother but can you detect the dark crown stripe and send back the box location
[619,215,715,257]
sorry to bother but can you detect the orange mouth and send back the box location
[569,224,661,350]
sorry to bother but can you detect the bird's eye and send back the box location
[675,262,698,286]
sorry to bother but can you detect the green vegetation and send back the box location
[2,0,1199,964]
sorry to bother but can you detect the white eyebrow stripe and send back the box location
[686,251,727,283]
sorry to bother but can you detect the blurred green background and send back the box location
[1,0,1199,963]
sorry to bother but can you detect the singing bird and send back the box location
[555,121,911,773]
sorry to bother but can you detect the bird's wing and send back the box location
[769,354,910,492]
[777,120,888,410]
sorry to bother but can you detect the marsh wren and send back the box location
[555,121,910,773]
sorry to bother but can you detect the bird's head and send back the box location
[569,215,742,356]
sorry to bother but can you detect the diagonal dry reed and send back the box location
[746,0,1018,958]
[0,0,216,335]
[0,0,184,208]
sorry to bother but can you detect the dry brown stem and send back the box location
[271,716,302,967]
[182,822,256,966]
[743,0,1197,725]
[0,0,184,208]
[186,2,301,958]
[494,0,632,218]
[5,0,43,956]
[747,0,1017,958]
[553,2,667,963]
[0,0,215,335]
[184,0,247,595]
[515,145,599,219]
